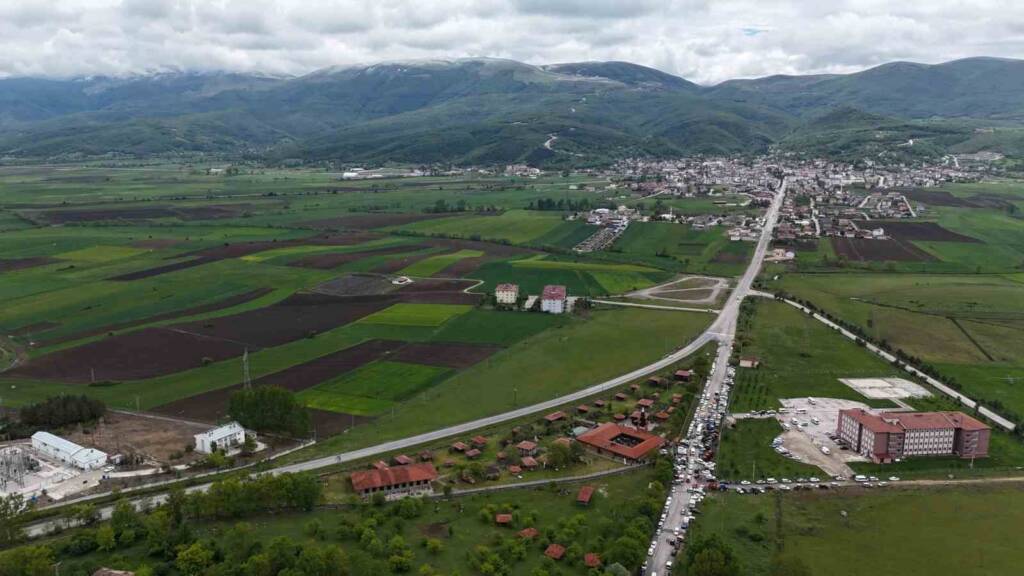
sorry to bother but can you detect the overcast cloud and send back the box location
[0,0,1021,84]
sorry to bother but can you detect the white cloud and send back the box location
[0,0,1020,83]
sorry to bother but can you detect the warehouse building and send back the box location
[836,409,990,463]
[31,431,108,470]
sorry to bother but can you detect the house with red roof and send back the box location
[674,369,692,381]
[465,448,482,460]
[350,463,438,500]
[495,513,513,526]
[576,485,595,505]
[450,441,468,453]
[544,543,566,560]
[518,527,539,539]
[584,553,602,568]
[516,440,538,456]
[392,454,413,466]
[544,411,566,423]
[471,435,488,448]
[521,456,539,469]
[576,423,665,463]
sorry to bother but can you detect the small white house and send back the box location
[31,431,108,470]
[194,422,247,454]
[540,285,567,314]
[495,283,519,306]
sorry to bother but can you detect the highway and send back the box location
[24,178,786,540]
[647,178,786,574]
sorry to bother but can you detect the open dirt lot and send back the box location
[65,411,207,464]
[626,275,727,305]
[831,237,936,262]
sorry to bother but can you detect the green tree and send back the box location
[0,494,24,546]
[685,535,740,576]
[229,386,310,437]
[96,524,117,552]
[0,545,54,576]
[176,542,215,576]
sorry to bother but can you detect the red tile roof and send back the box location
[544,411,566,422]
[840,409,902,434]
[495,513,513,525]
[372,460,389,470]
[594,399,606,407]
[637,398,654,408]
[944,411,989,431]
[465,448,481,459]
[544,543,566,560]
[577,405,590,413]
[614,392,628,400]
[393,454,412,465]
[508,465,522,474]
[516,440,537,451]
[576,423,665,461]
[471,435,488,446]
[897,412,962,430]
[451,441,468,451]
[518,527,539,539]
[350,463,438,493]
[577,485,595,504]
[496,283,518,291]
[584,553,602,568]
[542,285,567,301]
[521,456,538,468]
[613,413,626,421]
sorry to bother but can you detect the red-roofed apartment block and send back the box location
[576,423,665,463]
[541,285,567,314]
[350,463,438,500]
[837,409,990,463]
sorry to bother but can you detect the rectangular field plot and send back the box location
[58,245,149,262]
[357,303,471,327]
[298,360,451,415]
[399,249,484,276]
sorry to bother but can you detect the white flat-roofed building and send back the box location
[31,431,108,470]
[194,421,247,454]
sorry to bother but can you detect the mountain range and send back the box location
[1,56,1023,165]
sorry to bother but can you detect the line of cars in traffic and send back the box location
[645,356,736,574]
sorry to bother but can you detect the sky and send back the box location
[1,0,1022,84]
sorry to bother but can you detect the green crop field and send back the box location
[399,248,484,276]
[717,418,821,482]
[391,210,572,244]
[430,309,565,345]
[299,360,451,415]
[613,222,751,275]
[730,300,901,412]
[690,485,1024,576]
[357,303,472,327]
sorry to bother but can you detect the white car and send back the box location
[888,476,900,481]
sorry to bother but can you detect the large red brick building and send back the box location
[837,409,990,463]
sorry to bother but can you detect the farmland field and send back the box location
[298,360,452,415]
[390,209,578,244]
[399,248,485,276]
[613,222,752,275]
[357,303,472,327]
[690,485,1024,576]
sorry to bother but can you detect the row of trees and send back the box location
[228,386,310,438]
[18,394,106,429]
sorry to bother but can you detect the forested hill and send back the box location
[1,56,1022,165]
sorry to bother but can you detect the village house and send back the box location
[540,285,567,314]
[576,423,665,464]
